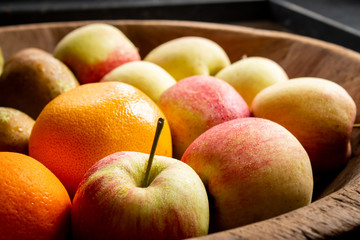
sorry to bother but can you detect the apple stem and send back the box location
[142,117,165,188]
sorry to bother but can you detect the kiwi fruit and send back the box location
[0,47,3,76]
[0,107,35,154]
[0,48,79,119]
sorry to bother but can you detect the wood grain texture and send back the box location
[1,20,360,239]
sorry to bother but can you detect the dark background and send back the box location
[1,0,359,52]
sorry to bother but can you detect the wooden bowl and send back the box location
[1,20,360,239]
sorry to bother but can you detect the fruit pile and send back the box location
[0,23,356,240]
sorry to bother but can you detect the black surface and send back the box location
[284,0,360,32]
[0,0,359,52]
[0,0,269,26]
[269,0,360,52]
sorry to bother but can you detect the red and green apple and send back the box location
[158,75,250,159]
[53,23,141,84]
[182,117,313,231]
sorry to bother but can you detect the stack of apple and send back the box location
[3,23,357,239]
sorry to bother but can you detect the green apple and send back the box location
[101,61,176,103]
[144,36,230,81]
[158,75,250,159]
[53,23,141,84]
[252,77,356,174]
[71,149,209,239]
[0,48,79,119]
[215,56,288,107]
[181,117,313,231]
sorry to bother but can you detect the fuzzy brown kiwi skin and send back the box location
[0,47,3,76]
[0,107,35,154]
[0,48,79,119]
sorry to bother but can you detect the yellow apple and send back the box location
[216,56,288,107]
[252,77,356,174]
[144,36,230,81]
[101,61,176,103]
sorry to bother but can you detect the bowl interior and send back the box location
[1,19,360,239]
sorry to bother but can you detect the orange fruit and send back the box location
[0,152,71,240]
[29,81,172,198]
